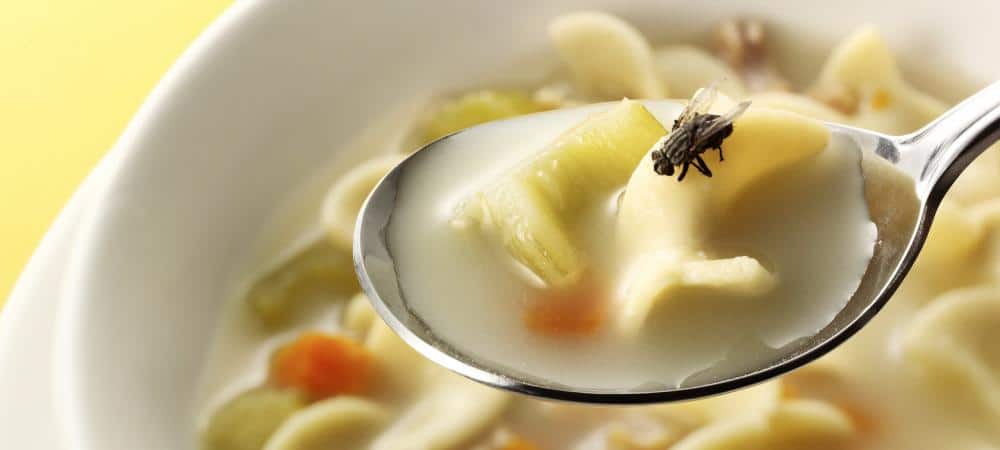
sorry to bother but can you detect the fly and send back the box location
[651,86,751,181]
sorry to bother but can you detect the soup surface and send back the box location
[197,11,1000,450]
[389,98,876,389]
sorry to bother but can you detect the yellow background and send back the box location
[0,1,233,307]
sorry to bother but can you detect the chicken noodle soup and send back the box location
[198,11,1000,450]
[388,94,877,389]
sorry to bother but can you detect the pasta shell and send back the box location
[342,292,378,340]
[616,104,829,335]
[916,200,984,270]
[811,26,946,135]
[364,320,433,399]
[370,374,512,450]
[746,92,848,123]
[671,399,854,450]
[263,397,388,450]
[549,12,664,99]
[951,144,1000,207]
[654,46,746,99]
[900,286,1000,419]
[321,154,406,252]
[649,381,781,427]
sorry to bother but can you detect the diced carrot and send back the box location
[870,89,892,111]
[523,281,606,337]
[779,382,801,399]
[499,436,542,450]
[269,332,374,401]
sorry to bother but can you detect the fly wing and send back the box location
[693,100,750,147]
[675,83,718,127]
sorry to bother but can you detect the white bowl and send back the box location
[53,0,998,449]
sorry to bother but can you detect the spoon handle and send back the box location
[898,81,1000,204]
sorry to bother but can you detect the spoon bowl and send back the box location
[355,82,1000,403]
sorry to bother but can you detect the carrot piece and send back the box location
[523,281,606,337]
[500,437,542,450]
[779,382,801,400]
[269,332,374,400]
[870,88,892,111]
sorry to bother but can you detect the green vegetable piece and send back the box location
[247,239,359,327]
[423,90,548,142]
[203,388,306,450]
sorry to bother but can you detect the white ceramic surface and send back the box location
[2,0,998,448]
[0,153,117,449]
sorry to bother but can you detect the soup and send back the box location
[197,12,1000,450]
[389,94,876,389]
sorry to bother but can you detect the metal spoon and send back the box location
[354,81,1000,403]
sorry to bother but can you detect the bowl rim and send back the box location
[54,1,268,447]
[0,151,116,448]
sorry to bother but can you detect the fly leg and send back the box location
[693,155,713,177]
[677,161,691,181]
